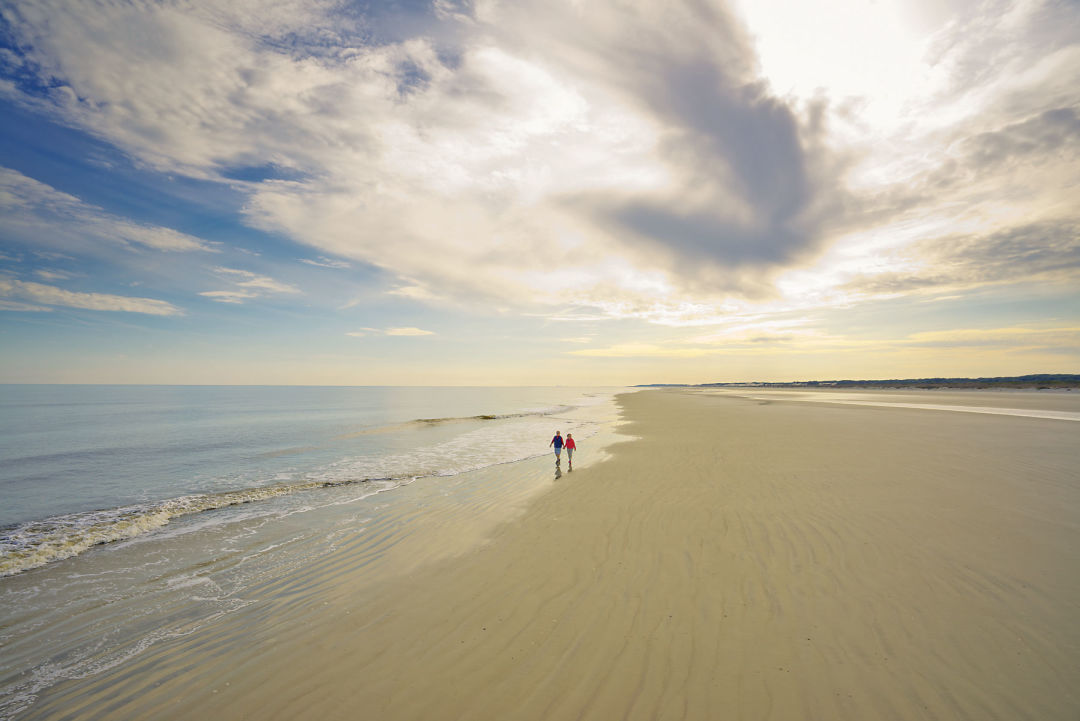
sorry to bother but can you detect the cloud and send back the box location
[0,167,218,254]
[688,316,817,344]
[300,256,351,269]
[568,323,1080,362]
[487,0,846,295]
[386,284,439,301]
[0,0,830,313]
[0,279,183,315]
[201,266,302,303]
[919,0,1080,122]
[34,269,78,281]
[2,0,1076,328]
[957,106,1080,171]
[569,343,714,359]
[213,267,301,294]
[903,326,1080,349]
[347,327,435,337]
[385,326,434,336]
[0,299,53,312]
[843,220,1080,297]
[1,1,343,175]
[198,290,256,304]
[589,68,834,285]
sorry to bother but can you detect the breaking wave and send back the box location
[0,478,386,577]
[338,405,576,437]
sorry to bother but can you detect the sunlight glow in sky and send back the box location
[1,0,1077,384]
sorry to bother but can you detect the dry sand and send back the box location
[26,389,1080,720]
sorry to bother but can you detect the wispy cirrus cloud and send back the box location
[841,221,1080,298]
[0,299,53,312]
[0,166,218,254]
[300,256,351,269]
[200,266,301,303]
[569,343,714,359]
[198,290,256,305]
[903,326,1080,350]
[385,327,435,336]
[33,269,79,281]
[0,278,182,315]
[571,324,1080,362]
[347,327,435,337]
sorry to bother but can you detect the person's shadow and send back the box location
[554,463,562,480]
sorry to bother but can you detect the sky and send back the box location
[0,0,1077,385]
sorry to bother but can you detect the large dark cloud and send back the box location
[517,1,843,294]
[610,75,818,268]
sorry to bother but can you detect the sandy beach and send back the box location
[24,389,1080,720]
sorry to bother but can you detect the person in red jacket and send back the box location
[564,433,577,470]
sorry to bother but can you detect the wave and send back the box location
[0,477,401,578]
[0,398,607,578]
[337,405,575,437]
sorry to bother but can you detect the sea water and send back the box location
[0,385,625,719]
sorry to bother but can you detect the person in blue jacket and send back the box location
[549,430,564,465]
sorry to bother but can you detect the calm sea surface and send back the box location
[0,385,625,719]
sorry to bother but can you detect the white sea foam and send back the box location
[0,402,605,577]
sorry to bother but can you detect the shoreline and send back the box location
[1,392,626,720]
[21,389,1080,720]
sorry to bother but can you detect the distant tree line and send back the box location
[689,374,1080,389]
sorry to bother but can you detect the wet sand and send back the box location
[25,389,1080,720]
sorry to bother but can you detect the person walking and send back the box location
[565,433,577,470]
[549,430,564,465]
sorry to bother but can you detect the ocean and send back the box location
[0,385,626,719]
